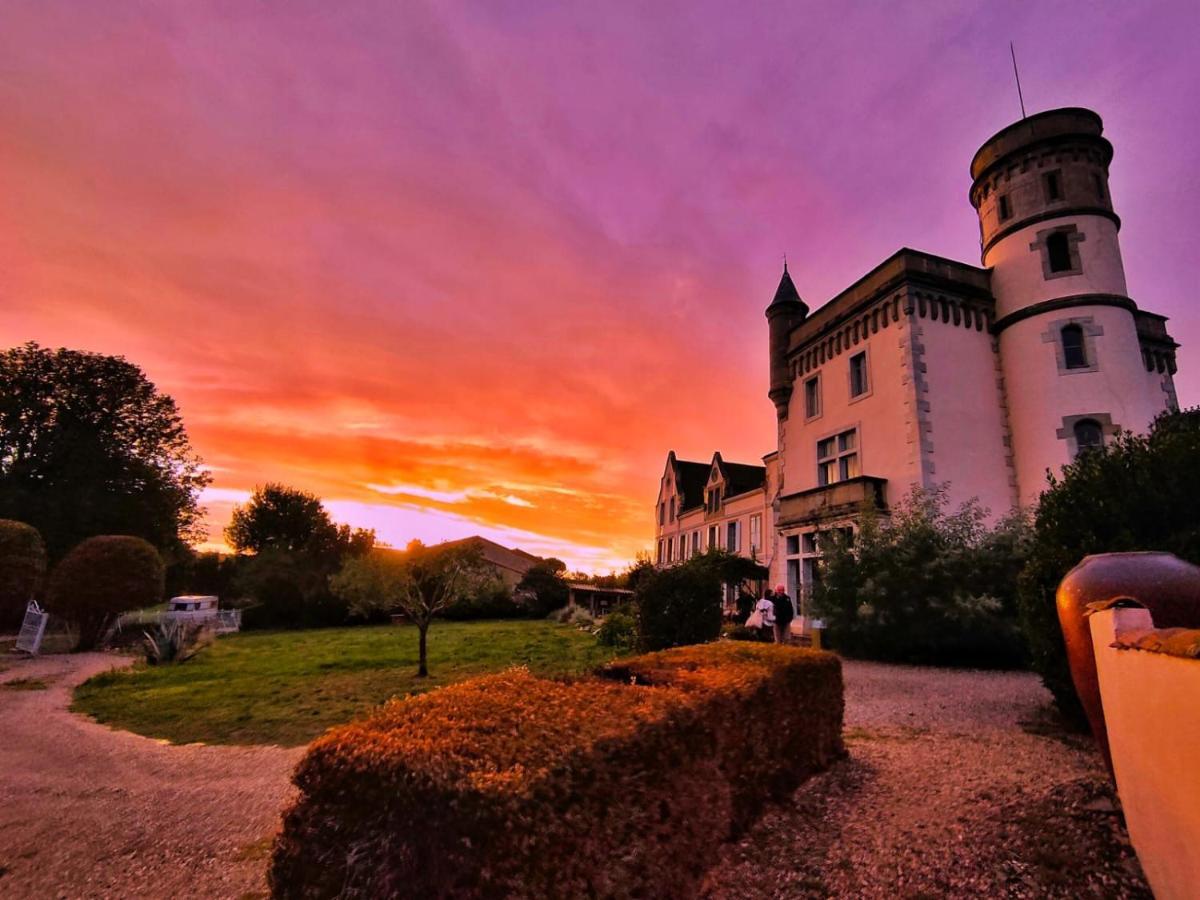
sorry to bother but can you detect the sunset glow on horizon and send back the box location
[3,2,1197,571]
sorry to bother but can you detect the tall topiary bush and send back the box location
[634,558,722,652]
[46,535,165,650]
[1018,408,1200,724]
[0,519,46,630]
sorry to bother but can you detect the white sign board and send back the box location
[15,601,48,655]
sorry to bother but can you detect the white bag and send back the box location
[744,610,763,629]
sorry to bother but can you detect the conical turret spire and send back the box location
[769,261,808,316]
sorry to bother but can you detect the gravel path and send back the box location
[0,654,1150,898]
[703,660,1150,898]
[0,652,302,899]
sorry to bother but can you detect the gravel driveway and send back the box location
[0,652,302,899]
[0,654,1149,898]
[703,661,1150,898]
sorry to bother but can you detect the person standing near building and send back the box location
[753,592,775,640]
[771,584,794,644]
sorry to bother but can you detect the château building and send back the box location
[654,107,1181,611]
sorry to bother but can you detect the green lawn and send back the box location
[73,620,616,746]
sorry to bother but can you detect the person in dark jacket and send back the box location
[770,584,794,643]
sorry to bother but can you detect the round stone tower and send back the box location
[970,107,1172,505]
[765,262,808,420]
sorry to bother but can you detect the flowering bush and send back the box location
[599,642,844,831]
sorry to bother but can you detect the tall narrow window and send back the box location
[726,521,738,552]
[1047,232,1073,273]
[692,531,700,554]
[817,428,860,486]
[849,352,869,398]
[669,497,675,521]
[1062,325,1088,369]
[804,375,821,419]
[1074,419,1104,456]
[749,514,762,554]
[708,525,717,548]
[658,503,664,525]
[998,194,1011,221]
[1043,170,1062,201]
[1094,173,1106,201]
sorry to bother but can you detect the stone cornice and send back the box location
[990,293,1136,335]
[983,206,1121,256]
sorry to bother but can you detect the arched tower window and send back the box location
[1047,232,1073,273]
[1073,419,1104,455]
[1061,324,1088,369]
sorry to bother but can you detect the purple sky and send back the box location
[2,1,1197,567]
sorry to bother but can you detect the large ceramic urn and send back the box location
[1056,551,1200,773]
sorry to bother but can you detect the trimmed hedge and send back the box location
[270,670,729,899]
[270,645,844,898]
[599,642,845,831]
[46,534,164,650]
[0,519,46,630]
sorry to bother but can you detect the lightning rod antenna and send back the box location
[1010,41,1027,119]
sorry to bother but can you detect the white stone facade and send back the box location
[658,107,1180,606]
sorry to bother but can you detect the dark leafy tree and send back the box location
[46,535,164,650]
[0,343,211,561]
[225,484,374,562]
[515,559,570,617]
[331,541,489,676]
[1018,408,1200,724]
[634,558,722,652]
[224,484,375,629]
[0,519,46,629]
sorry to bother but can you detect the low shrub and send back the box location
[723,623,768,642]
[45,535,164,650]
[596,603,637,651]
[553,605,593,628]
[440,580,520,620]
[598,642,844,831]
[269,670,729,899]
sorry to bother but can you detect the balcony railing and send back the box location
[777,476,887,527]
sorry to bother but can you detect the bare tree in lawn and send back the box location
[331,540,486,677]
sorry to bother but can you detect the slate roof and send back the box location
[674,460,711,512]
[721,460,768,498]
[672,453,766,511]
[769,263,809,316]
